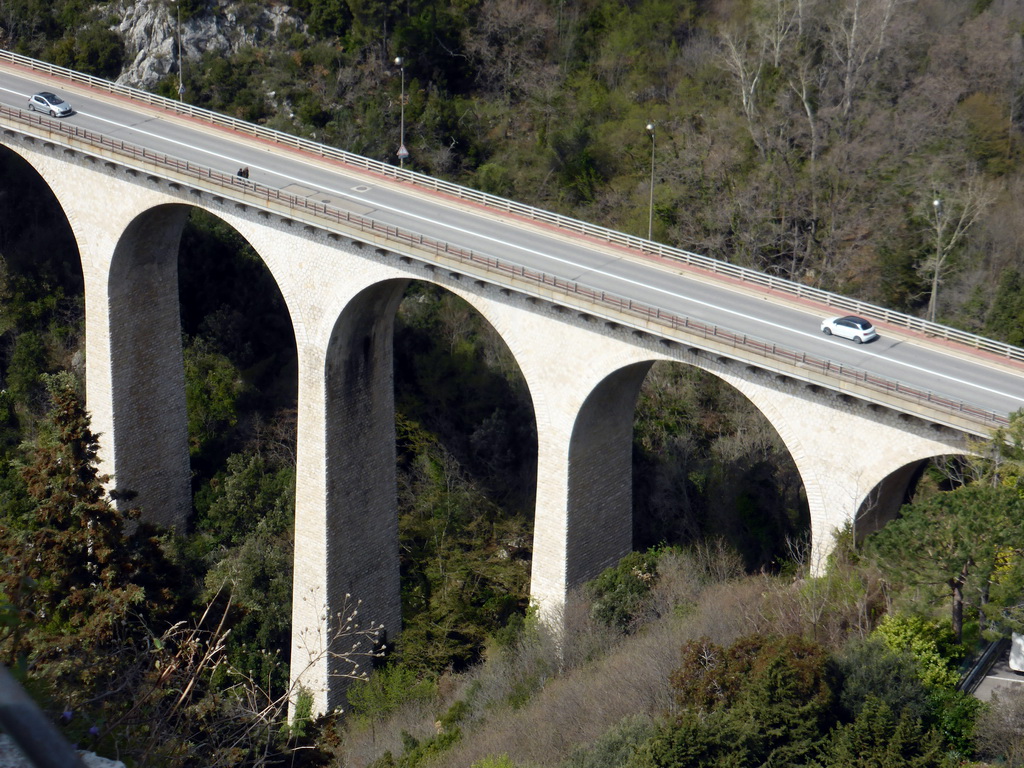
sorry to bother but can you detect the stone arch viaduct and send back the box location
[1,64,1019,713]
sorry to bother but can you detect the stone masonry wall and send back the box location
[0,131,977,714]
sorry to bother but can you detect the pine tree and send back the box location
[822,698,945,767]
[20,373,143,636]
[868,484,1024,642]
[0,372,177,689]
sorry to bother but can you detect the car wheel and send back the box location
[822,327,832,336]
[50,109,58,117]
[27,102,34,112]
[854,336,863,344]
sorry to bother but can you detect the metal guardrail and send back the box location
[959,637,1010,695]
[0,51,1016,432]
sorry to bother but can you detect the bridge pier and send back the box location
[288,269,409,713]
[98,205,192,528]
[531,361,651,627]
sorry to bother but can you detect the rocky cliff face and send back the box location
[109,0,303,90]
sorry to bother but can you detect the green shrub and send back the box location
[587,549,667,631]
[472,755,519,768]
[928,688,982,756]
[872,614,962,690]
[563,714,656,768]
[833,636,932,724]
[346,665,437,724]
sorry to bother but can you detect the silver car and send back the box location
[820,315,878,344]
[27,92,73,117]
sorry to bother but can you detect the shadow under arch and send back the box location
[853,451,976,546]
[0,145,83,390]
[852,458,928,544]
[309,277,541,702]
[320,276,409,675]
[0,145,80,276]
[630,361,809,571]
[565,360,654,585]
[105,203,192,527]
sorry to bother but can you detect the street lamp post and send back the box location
[646,122,655,240]
[930,197,943,323]
[395,56,408,168]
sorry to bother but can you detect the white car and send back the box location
[27,91,73,117]
[820,315,878,344]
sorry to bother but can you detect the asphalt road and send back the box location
[2,62,1023,423]
[974,649,1024,702]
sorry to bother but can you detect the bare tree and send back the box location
[923,174,996,322]
[826,0,899,135]
[96,588,383,767]
[975,686,1024,766]
[719,27,769,157]
[756,0,800,67]
[788,56,829,166]
[465,0,556,105]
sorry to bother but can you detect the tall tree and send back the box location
[0,373,176,681]
[867,483,1024,641]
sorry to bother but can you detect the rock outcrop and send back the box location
[109,0,303,90]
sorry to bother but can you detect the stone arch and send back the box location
[512,343,804,622]
[290,273,548,711]
[851,446,977,544]
[321,278,408,682]
[625,359,809,570]
[703,368,972,571]
[383,289,660,627]
[0,142,305,532]
[98,200,303,530]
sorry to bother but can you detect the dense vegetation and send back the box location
[1,0,1024,765]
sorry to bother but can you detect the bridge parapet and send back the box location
[4,48,1023,366]
[0,108,1010,437]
